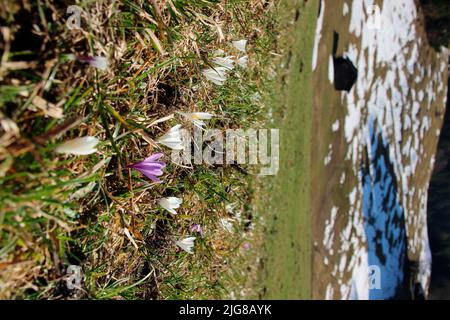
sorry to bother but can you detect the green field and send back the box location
[257,0,318,299]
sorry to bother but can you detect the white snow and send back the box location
[332,120,340,132]
[316,0,448,300]
[343,3,349,16]
[312,0,325,71]
[328,55,335,84]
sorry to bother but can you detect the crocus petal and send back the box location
[192,224,204,238]
[192,112,213,120]
[213,49,225,56]
[158,140,184,150]
[70,55,109,71]
[88,56,108,71]
[209,78,225,86]
[132,162,166,171]
[237,55,248,69]
[205,67,228,78]
[202,67,229,85]
[192,119,206,128]
[128,153,166,182]
[55,136,99,155]
[144,153,164,162]
[158,197,182,215]
[212,56,235,70]
[202,70,226,81]
[176,237,196,254]
[140,168,164,176]
[232,40,247,53]
[144,174,161,183]
[157,125,184,150]
[168,197,183,206]
[178,112,213,128]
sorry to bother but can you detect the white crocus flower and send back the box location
[176,237,196,254]
[158,197,182,215]
[202,67,229,86]
[220,218,234,233]
[212,56,235,70]
[177,111,213,128]
[232,40,247,53]
[88,56,108,71]
[55,136,99,155]
[157,125,184,150]
[236,55,248,69]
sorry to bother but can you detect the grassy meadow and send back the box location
[255,0,317,299]
[0,0,319,300]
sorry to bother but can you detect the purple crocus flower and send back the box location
[191,224,204,238]
[127,153,166,183]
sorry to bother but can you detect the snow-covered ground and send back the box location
[316,0,448,300]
